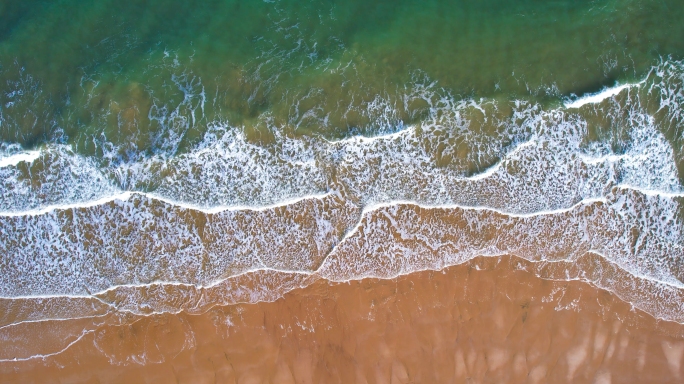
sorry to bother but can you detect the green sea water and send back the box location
[1,0,683,156]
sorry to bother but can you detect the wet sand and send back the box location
[2,254,683,383]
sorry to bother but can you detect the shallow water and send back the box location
[1,0,684,381]
[3,257,684,383]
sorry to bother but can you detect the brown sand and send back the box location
[1,255,683,383]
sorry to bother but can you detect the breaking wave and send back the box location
[1,60,684,362]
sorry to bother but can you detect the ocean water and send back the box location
[1,0,684,365]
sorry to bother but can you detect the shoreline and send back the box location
[3,254,683,382]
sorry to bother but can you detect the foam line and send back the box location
[0,329,94,363]
[313,246,684,324]
[317,245,684,291]
[464,139,537,181]
[0,190,334,217]
[0,267,316,301]
[0,160,679,217]
[564,80,646,109]
[0,314,113,331]
[146,191,334,214]
[0,192,135,217]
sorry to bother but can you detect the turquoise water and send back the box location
[1,0,683,152]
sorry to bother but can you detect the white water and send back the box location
[0,151,40,168]
[0,59,683,336]
[564,81,645,109]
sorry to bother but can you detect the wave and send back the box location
[1,93,679,213]
[564,80,646,109]
[0,187,681,315]
[0,59,683,334]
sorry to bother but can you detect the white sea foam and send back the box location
[0,191,336,217]
[0,59,683,329]
[0,151,40,168]
[0,192,359,297]
[564,80,645,109]
[0,145,121,212]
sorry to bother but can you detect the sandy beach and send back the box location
[2,254,682,383]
